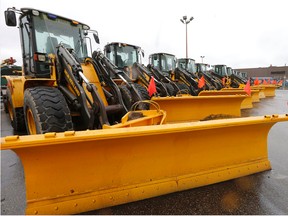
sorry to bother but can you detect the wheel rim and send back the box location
[26,108,37,134]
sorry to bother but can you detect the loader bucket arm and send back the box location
[203,71,224,90]
[1,114,288,215]
[57,44,91,126]
[230,73,246,85]
[132,63,169,96]
[85,58,128,113]
[147,64,181,94]
[174,67,199,95]
[132,62,152,87]
[57,45,109,128]
[93,51,147,107]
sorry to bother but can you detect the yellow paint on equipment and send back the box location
[1,114,288,215]
[259,84,277,97]
[151,95,246,122]
[251,86,266,98]
[103,109,166,129]
[219,89,260,103]
[198,90,254,109]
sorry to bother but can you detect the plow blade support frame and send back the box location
[1,114,288,215]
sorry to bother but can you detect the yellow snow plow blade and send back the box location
[151,95,246,122]
[1,114,288,215]
[251,86,266,98]
[259,84,277,97]
[219,89,260,103]
[198,90,255,109]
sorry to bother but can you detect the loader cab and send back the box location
[214,65,228,76]
[177,58,196,74]
[104,42,144,69]
[195,63,209,73]
[227,67,233,76]
[4,8,93,78]
[149,53,176,75]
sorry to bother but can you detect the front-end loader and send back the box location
[195,62,223,90]
[2,8,152,134]
[104,43,194,96]
[2,7,288,215]
[148,53,193,95]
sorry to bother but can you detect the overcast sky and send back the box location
[1,0,287,69]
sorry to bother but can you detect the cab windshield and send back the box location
[215,65,228,76]
[33,13,88,60]
[178,59,196,73]
[227,68,233,75]
[106,44,139,68]
[151,54,176,73]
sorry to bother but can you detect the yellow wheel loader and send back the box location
[104,42,180,97]
[3,8,154,134]
[195,62,223,90]
[105,45,248,120]
[2,7,288,215]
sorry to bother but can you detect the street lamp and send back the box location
[200,56,205,63]
[180,16,194,58]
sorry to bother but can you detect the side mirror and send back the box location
[5,10,17,26]
[93,33,100,44]
[141,50,144,57]
[105,46,111,53]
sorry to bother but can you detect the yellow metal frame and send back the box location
[103,109,166,129]
[151,95,246,122]
[1,114,288,215]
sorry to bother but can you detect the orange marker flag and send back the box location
[148,76,157,97]
[268,78,271,84]
[254,77,259,85]
[222,77,226,86]
[198,76,205,88]
[244,80,251,95]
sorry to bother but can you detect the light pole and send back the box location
[180,16,194,58]
[200,56,205,63]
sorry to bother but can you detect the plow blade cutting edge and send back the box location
[1,114,288,215]
[151,95,246,122]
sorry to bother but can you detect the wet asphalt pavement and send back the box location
[1,90,288,215]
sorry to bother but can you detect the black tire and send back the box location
[175,82,191,95]
[6,88,26,132]
[23,87,73,134]
[131,83,150,110]
[213,81,223,90]
[119,85,133,111]
[2,90,8,113]
[155,82,168,97]
[164,83,176,96]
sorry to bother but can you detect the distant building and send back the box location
[235,65,288,79]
